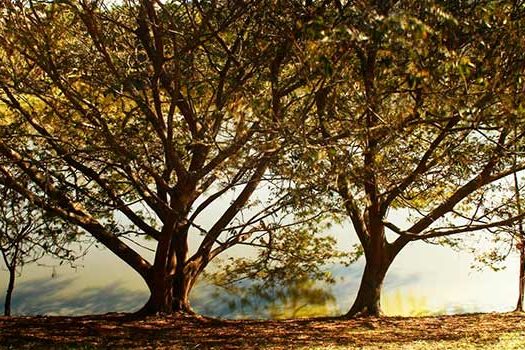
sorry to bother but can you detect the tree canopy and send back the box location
[1,0,524,319]
[275,0,525,316]
[0,0,337,314]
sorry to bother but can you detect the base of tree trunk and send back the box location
[342,304,383,319]
[343,255,390,319]
[134,298,195,317]
[343,280,384,318]
[4,267,16,316]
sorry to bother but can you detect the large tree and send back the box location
[280,0,525,317]
[0,0,323,315]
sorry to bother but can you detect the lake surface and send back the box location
[1,234,519,318]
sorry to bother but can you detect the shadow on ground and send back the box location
[0,312,524,349]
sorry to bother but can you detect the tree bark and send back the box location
[516,242,525,312]
[344,254,391,318]
[172,268,196,313]
[136,228,175,316]
[513,164,524,313]
[139,275,174,315]
[4,266,16,316]
[136,223,200,316]
[137,266,199,315]
[171,224,196,313]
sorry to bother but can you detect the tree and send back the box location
[0,181,79,316]
[0,0,324,315]
[513,170,525,312]
[457,155,525,312]
[279,0,525,317]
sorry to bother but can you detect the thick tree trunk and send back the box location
[136,224,202,316]
[345,256,390,317]
[171,227,194,313]
[344,222,399,319]
[4,266,15,316]
[136,228,176,316]
[516,242,525,312]
[139,282,173,315]
[172,269,196,313]
[137,267,198,315]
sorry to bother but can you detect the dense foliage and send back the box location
[0,0,524,318]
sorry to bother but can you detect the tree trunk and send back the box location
[4,266,15,316]
[513,154,523,312]
[137,267,199,315]
[345,256,390,317]
[135,224,200,316]
[171,226,196,314]
[516,242,525,312]
[136,230,175,316]
[137,273,174,315]
[344,222,399,319]
[172,268,195,313]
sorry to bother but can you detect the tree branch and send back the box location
[337,173,369,247]
[0,142,152,278]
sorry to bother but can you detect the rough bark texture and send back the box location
[137,271,195,315]
[172,270,196,313]
[345,262,385,317]
[135,223,203,316]
[345,243,393,318]
[139,281,174,315]
[136,267,199,315]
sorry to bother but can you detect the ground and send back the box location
[1,313,525,349]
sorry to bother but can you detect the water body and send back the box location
[0,235,519,317]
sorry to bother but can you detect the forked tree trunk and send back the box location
[137,266,200,316]
[139,231,175,315]
[136,232,202,316]
[137,235,198,316]
[516,242,525,312]
[4,266,16,316]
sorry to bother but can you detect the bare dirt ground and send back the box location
[1,312,525,349]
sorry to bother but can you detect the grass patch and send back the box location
[301,332,525,350]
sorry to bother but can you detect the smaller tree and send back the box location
[461,168,525,312]
[510,136,525,312]
[0,183,80,316]
[274,0,525,317]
